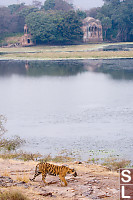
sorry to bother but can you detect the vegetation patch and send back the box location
[0,190,29,200]
[102,157,131,171]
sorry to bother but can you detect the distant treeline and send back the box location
[0,0,132,44]
[97,0,133,42]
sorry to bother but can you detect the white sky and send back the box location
[0,0,104,10]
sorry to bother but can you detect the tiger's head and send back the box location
[67,167,77,177]
[35,163,42,175]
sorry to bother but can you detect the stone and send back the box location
[39,192,52,197]
[97,191,108,198]
[0,176,13,187]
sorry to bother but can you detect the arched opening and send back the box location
[27,39,30,44]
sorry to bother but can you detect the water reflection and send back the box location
[0,59,133,162]
[0,59,133,80]
[94,59,133,80]
[0,60,85,77]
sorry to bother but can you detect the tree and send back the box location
[44,0,55,11]
[57,11,83,43]
[8,3,25,14]
[44,0,73,11]
[111,0,133,41]
[32,0,42,8]
[26,11,83,44]
[0,7,24,35]
[19,6,39,18]
[76,9,86,19]
[26,12,58,43]
[101,17,112,40]
[103,0,120,6]
[85,7,101,19]
[54,0,73,11]
[97,0,133,41]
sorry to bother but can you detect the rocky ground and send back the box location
[0,159,119,200]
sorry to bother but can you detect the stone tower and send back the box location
[21,24,34,46]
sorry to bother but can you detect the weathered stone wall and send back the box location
[21,24,34,47]
[83,17,103,43]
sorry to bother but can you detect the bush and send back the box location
[0,115,7,136]
[0,136,25,152]
[0,190,29,200]
[102,157,131,171]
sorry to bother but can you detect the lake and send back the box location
[0,59,133,162]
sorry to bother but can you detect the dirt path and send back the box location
[0,159,119,199]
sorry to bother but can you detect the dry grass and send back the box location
[0,43,104,53]
[52,155,74,163]
[0,42,133,60]
[1,50,133,60]
[16,172,29,183]
[0,190,29,200]
[0,152,41,161]
[1,170,10,177]
[102,158,131,171]
[5,36,22,45]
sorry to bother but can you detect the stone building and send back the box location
[21,18,103,46]
[82,17,103,43]
[21,24,34,46]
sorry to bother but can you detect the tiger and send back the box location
[30,162,77,186]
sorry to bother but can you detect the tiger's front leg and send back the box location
[42,172,48,184]
[59,174,67,187]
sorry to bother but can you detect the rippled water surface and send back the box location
[0,59,133,161]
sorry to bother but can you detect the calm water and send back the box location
[102,44,133,51]
[0,59,133,161]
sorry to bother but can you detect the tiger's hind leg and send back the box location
[59,175,67,187]
[30,171,41,181]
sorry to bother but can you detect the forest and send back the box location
[0,0,132,44]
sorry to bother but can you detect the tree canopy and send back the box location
[0,7,24,35]
[44,0,73,12]
[0,0,132,43]
[26,11,83,44]
[97,0,133,41]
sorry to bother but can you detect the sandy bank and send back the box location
[0,159,119,200]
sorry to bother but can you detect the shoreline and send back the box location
[0,56,133,61]
[0,42,133,61]
[0,158,119,200]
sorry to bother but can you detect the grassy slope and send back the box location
[0,42,133,60]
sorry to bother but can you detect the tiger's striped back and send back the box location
[30,162,77,186]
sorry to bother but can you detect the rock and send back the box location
[39,192,52,197]
[74,161,82,164]
[71,189,75,192]
[104,177,109,179]
[0,176,13,187]
[110,188,118,194]
[97,191,108,198]
[83,191,93,197]
[16,181,30,188]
